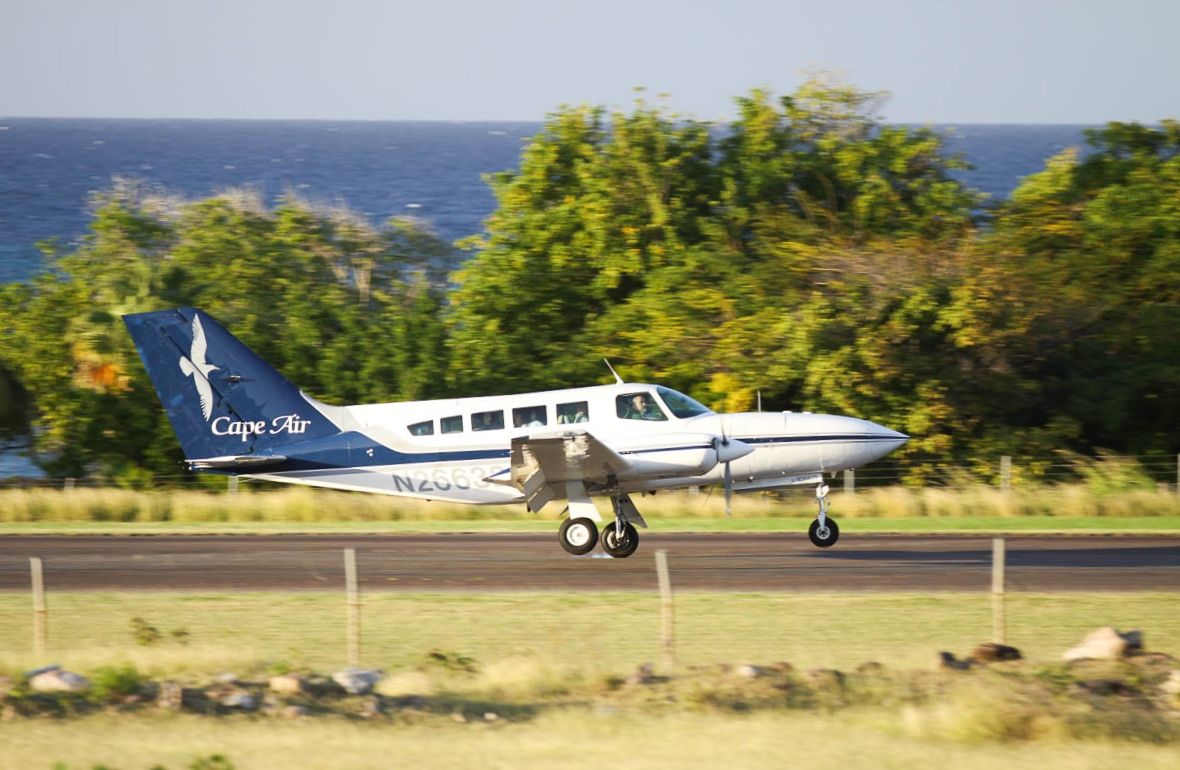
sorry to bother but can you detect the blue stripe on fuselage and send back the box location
[238,432,902,474]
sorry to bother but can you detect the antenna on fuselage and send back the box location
[757,390,762,412]
[603,359,624,384]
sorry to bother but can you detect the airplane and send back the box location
[124,307,909,557]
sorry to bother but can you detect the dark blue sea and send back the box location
[0,119,1093,283]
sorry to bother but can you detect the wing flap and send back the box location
[507,432,630,513]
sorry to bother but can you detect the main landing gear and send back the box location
[557,493,644,558]
[808,483,840,548]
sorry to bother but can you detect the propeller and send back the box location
[711,418,753,518]
[719,417,733,517]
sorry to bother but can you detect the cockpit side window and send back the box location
[616,392,667,421]
[440,415,464,434]
[655,386,712,418]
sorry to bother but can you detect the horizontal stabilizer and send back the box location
[186,455,288,471]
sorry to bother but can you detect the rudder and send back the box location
[123,308,340,460]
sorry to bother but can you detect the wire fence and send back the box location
[3,453,1176,493]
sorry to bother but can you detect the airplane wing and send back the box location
[501,432,630,514]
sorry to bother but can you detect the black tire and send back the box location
[601,521,640,558]
[559,517,599,555]
[808,517,840,548]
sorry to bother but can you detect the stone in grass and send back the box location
[971,643,1023,663]
[332,668,384,695]
[807,669,846,689]
[732,664,768,680]
[268,674,308,696]
[1063,627,1143,662]
[157,681,184,711]
[625,663,656,686]
[218,690,258,711]
[28,666,90,693]
[938,652,972,671]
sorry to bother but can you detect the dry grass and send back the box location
[0,483,1177,526]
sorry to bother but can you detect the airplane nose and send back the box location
[867,421,909,457]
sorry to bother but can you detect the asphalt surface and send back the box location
[1,533,1178,592]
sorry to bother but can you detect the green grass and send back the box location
[6,710,1180,770]
[2,515,1179,536]
[2,591,1178,679]
[0,484,1177,536]
[2,591,1179,768]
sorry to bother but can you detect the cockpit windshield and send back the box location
[655,386,712,418]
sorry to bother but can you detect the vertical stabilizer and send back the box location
[123,308,340,459]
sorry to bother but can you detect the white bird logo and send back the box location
[178,314,219,421]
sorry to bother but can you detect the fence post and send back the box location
[344,548,360,668]
[227,476,238,495]
[1176,453,1179,495]
[992,538,1006,644]
[1000,456,1012,491]
[30,557,47,657]
[655,549,675,670]
[844,468,855,495]
[63,477,75,492]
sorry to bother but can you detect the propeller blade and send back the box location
[723,461,733,517]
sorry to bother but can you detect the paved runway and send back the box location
[1,533,1178,592]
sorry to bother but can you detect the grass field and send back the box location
[0,483,1177,526]
[2,591,1178,681]
[2,591,1179,769]
[1,484,1179,537]
[6,710,1180,770]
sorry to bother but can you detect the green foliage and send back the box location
[89,662,145,702]
[131,616,162,646]
[0,184,453,479]
[1,79,1177,482]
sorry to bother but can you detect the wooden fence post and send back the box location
[992,538,1006,644]
[30,557,47,657]
[655,549,675,670]
[344,548,360,668]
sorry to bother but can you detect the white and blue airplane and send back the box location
[124,308,908,557]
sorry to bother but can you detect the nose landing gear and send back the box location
[808,483,840,548]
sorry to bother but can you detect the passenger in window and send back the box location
[473,411,503,431]
[526,409,545,427]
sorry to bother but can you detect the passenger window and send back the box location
[616,393,667,421]
[440,415,464,434]
[556,401,590,424]
[408,420,434,436]
[471,410,504,431]
[512,405,547,428]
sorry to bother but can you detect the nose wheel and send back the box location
[601,520,640,558]
[808,483,840,548]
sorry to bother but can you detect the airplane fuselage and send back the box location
[239,382,908,505]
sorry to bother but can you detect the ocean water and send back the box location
[0,119,1092,283]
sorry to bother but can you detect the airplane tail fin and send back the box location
[123,308,341,461]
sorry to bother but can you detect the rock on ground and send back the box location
[332,668,383,695]
[1063,627,1143,662]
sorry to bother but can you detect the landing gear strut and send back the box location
[602,493,641,558]
[808,483,840,548]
